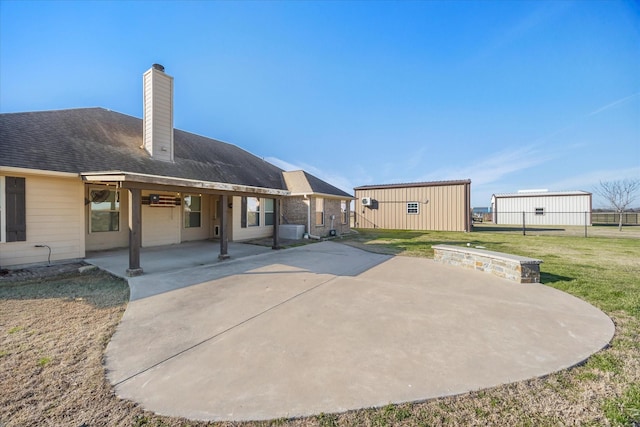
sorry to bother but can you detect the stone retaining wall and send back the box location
[432,244,542,284]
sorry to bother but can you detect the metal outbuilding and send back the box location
[353,180,472,232]
[491,190,592,226]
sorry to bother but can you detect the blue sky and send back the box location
[1,0,638,207]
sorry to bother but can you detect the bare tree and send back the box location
[595,179,640,231]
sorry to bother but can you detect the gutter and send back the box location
[81,170,290,197]
[0,166,80,178]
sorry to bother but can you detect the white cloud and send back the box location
[468,2,572,65]
[265,156,358,194]
[417,145,553,187]
[588,92,640,117]
[264,157,301,172]
[542,166,640,192]
[406,146,427,171]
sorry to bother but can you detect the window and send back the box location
[264,198,275,226]
[90,188,119,232]
[407,202,419,214]
[247,197,260,227]
[5,176,26,242]
[315,197,324,226]
[341,200,348,224]
[184,195,202,228]
[535,207,545,216]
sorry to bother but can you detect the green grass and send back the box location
[8,326,24,334]
[3,230,638,426]
[342,227,640,426]
[37,356,52,367]
[604,383,640,426]
[346,228,640,319]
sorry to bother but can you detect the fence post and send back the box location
[522,211,526,236]
[585,211,588,238]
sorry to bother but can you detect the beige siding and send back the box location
[141,191,181,247]
[1,173,85,267]
[85,186,129,251]
[180,194,212,242]
[143,67,174,162]
[355,184,469,231]
[231,196,274,241]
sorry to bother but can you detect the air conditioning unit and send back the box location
[362,197,372,206]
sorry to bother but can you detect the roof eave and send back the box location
[81,171,290,196]
[0,166,80,178]
[354,179,471,190]
[288,191,354,199]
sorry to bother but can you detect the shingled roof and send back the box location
[282,170,353,199]
[0,108,287,191]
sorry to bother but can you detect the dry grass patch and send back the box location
[1,228,639,426]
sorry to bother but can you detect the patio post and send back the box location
[127,188,143,276]
[272,197,281,250]
[219,194,230,260]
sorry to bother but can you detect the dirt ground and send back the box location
[1,268,638,426]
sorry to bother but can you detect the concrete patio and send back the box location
[90,241,615,422]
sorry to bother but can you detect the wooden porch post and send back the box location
[127,188,143,276]
[219,194,230,260]
[272,197,281,250]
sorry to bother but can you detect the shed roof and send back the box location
[492,191,592,198]
[354,179,471,191]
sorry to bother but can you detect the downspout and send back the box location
[305,194,310,235]
[304,194,321,240]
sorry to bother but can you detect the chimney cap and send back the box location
[152,63,165,72]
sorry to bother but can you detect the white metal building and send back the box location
[491,190,592,226]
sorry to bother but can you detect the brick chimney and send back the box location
[143,64,174,162]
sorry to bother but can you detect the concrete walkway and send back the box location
[96,241,614,422]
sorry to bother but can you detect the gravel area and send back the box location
[0,261,94,282]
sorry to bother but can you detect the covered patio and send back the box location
[85,240,272,280]
[82,171,289,276]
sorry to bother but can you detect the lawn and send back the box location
[1,227,638,426]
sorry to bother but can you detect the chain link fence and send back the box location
[486,211,639,237]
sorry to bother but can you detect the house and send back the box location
[353,180,472,232]
[0,64,352,273]
[282,170,351,238]
[491,190,592,226]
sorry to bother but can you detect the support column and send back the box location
[272,197,281,250]
[219,194,230,260]
[127,188,143,276]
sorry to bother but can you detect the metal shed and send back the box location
[491,190,592,226]
[353,180,472,232]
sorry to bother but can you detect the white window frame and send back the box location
[247,197,260,227]
[341,200,348,224]
[315,197,324,226]
[407,202,419,214]
[184,194,202,228]
[264,198,275,226]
